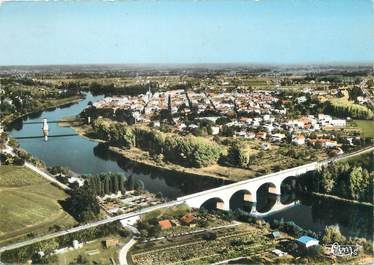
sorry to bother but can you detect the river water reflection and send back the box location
[8,94,228,198]
[7,93,373,240]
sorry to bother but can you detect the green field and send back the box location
[0,166,77,245]
[56,236,127,265]
[354,120,374,137]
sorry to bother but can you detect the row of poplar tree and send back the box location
[85,172,144,196]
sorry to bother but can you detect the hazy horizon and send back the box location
[0,61,373,68]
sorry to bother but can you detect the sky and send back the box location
[0,0,372,66]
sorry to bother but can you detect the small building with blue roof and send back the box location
[296,236,319,248]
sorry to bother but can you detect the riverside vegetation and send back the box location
[300,151,374,204]
[87,118,328,180]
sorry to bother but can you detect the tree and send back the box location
[76,254,89,264]
[127,174,134,190]
[321,225,346,244]
[226,142,256,168]
[61,186,100,223]
[100,182,105,197]
[203,230,217,241]
[320,169,335,193]
[215,116,231,125]
[182,137,221,167]
[104,175,111,194]
[111,173,119,194]
[119,175,126,194]
[134,179,145,191]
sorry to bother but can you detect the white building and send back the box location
[263,124,274,133]
[292,135,305,145]
[68,177,85,187]
[297,96,307,104]
[271,133,286,142]
[320,139,338,148]
[246,132,256,139]
[120,216,140,227]
[263,114,271,121]
[330,119,346,127]
[318,114,332,125]
[210,126,220,135]
[287,120,304,129]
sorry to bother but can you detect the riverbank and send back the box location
[56,117,257,182]
[309,192,374,207]
[61,120,261,182]
[110,146,244,182]
[1,95,83,126]
[58,116,107,143]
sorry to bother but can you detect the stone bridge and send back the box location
[177,162,319,214]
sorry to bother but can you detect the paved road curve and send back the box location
[119,238,137,265]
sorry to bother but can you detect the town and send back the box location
[0,0,373,264]
[91,88,351,151]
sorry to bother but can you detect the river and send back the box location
[7,93,373,240]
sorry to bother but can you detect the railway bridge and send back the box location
[177,146,374,215]
[177,162,318,212]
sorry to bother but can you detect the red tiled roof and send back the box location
[180,214,196,225]
[158,220,172,229]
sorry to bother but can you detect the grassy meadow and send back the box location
[354,120,374,137]
[56,236,127,265]
[0,166,77,245]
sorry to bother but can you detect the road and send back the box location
[24,161,71,191]
[119,238,137,265]
[326,145,374,164]
[0,200,183,253]
[3,145,71,191]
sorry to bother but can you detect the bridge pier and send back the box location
[42,118,49,141]
[243,193,256,204]
[220,197,231,211]
[268,184,281,195]
[178,161,320,213]
[244,191,257,203]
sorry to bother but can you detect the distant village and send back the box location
[91,85,359,155]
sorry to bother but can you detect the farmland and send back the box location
[130,224,280,265]
[0,166,77,245]
[354,120,374,138]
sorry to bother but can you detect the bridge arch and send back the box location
[257,182,278,195]
[280,176,298,205]
[256,182,278,213]
[229,189,253,212]
[280,176,298,193]
[200,197,225,211]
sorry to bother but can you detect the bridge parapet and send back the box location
[177,161,318,204]
[177,161,321,212]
